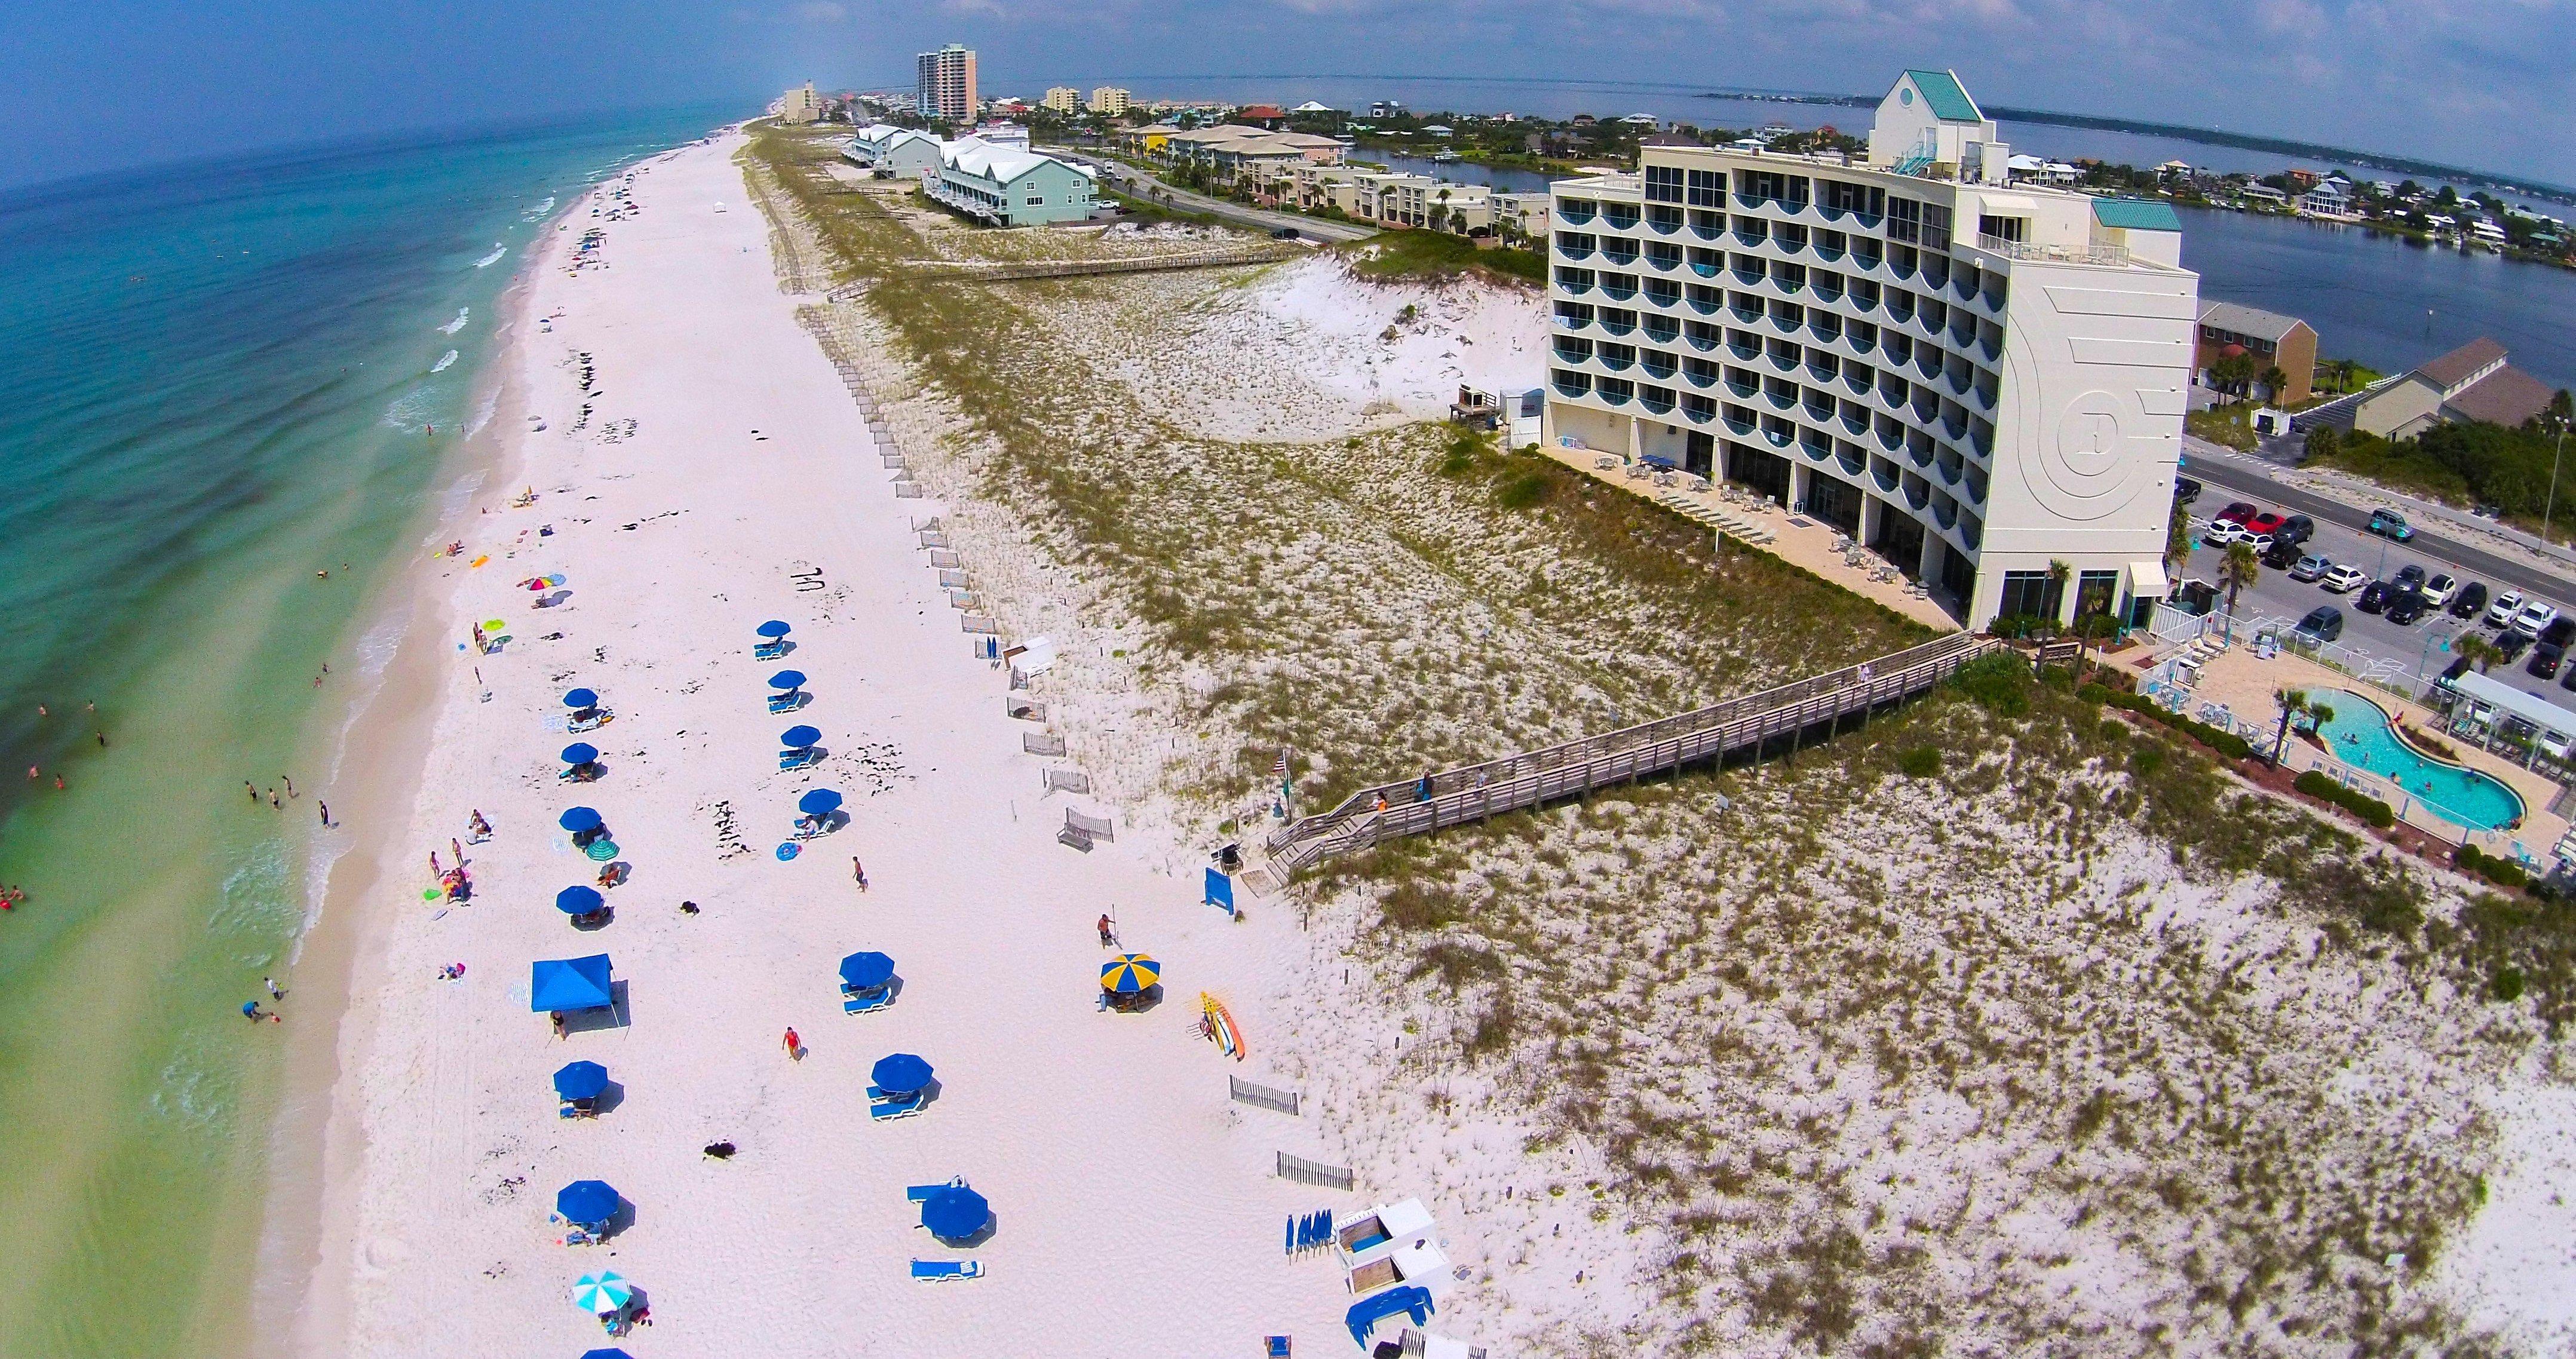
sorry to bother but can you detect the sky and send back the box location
[5,0,2572,192]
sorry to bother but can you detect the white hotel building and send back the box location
[1542,70,2198,630]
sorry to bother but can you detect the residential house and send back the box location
[2349,338,2556,438]
[1237,104,1286,127]
[2238,183,2290,208]
[843,124,946,179]
[925,139,1099,226]
[2194,300,2317,404]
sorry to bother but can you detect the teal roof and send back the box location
[1903,70,1983,124]
[2092,198,2183,232]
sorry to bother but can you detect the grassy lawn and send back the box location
[1336,227,1545,287]
[2186,403,2259,450]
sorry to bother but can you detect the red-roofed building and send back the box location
[1237,104,1286,128]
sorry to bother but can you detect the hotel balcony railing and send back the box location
[1646,247,1684,272]
[1958,513,1983,553]
[1555,274,1593,296]
[1841,409,1872,438]
[1686,291,1723,315]
[1598,379,1634,406]
[1685,326,1722,351]
[1644,283,1682,309]
[1931,495,1959,531]
[1934,452,1964,486]
[1801,434,1835,462]
[1682,362,1719,387]
[1727,340,1761,363]
[1597,309,1637,335]
[1556,200,1597,224]
[1766,348,1799,373]
[1603,207,1642,231]
[1725,376,1758,399]
[1598,348,1636,372]
[1723,413,1757,438]
[1970,421,1995,459]
[1730,266,1765,288]
[1803,398,1836,423]
[1600,277,1639,301]
[1689,213,1726,241]
[1768,311,1802,336]
[1836,444,1867,478]
[1646,208,1684,236]
[1552,370,1592,398]
[1602,243,1640,265]
[1804,361,1838,385]
[1963,468,1989,505]
[1683,395,1718,424]
[1552,303,1593,330]
[1644,317,1680,345]
[1903,477,1932,511]
[1554,236,1595,260]
[1764,384,1798,411]
[1642,352,1678,380]
[1973,233,2132,268]
[1640,386,1677,415]
[1813,240,1845,263]
[1942,410,1971,440]
[1872,422,1905,455]
[1689,259,1722,278]
[1816,204,1884,231]
[1553,339,1593,364]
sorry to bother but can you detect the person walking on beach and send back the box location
[265,977,284,1001]
[282,775,295,797]
[851,857,867,890]
[1097,914,1115,947]
[247,781,259,802]
[782,1027,801,1060]
[318,800,330,827]
[268,788,281,809]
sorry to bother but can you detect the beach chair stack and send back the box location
[1653,490,1777,547]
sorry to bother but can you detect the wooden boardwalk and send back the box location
[826,244,1298,298]
[1262,633,2002,873]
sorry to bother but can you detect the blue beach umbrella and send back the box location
[920,1184,989,1241]
[571,1271,633,1315]
[780,725,821,749]
[798,789,843,817]
[767,670,806,692]
[561,742,600,766]
[554,1060,610,1100]
[563,688,599,710]
[579,1351,636,1359]
[756,620,792,639]
[872,1052,933,1094]
[556,885,605,916]
[559,806,603,833]
[839,951,895,989]
[556,1179,620,1226]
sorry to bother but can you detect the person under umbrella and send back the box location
[795,787,842,837]
[919,1183,990,1243]
[562,742,602,782]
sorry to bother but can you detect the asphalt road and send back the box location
[2182,438,2576,603]
[1039,148,1381,244]
[2174,493,2576,713]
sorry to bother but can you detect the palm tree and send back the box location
[2455,632,2504,674]
[2046,558,2072,635]
[2258,365,2287,403]
[2164,497,2195,575]
[2219,541,2261,640]
[2271,688,2336,765]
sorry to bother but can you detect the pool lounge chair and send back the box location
[910,1259,983,1282]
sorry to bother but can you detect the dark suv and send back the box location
[2295,606,2344,642]
[2275,514,2316,547]
[2385,591,2433,625]
[2452,581,2490,619]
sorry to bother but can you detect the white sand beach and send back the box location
[287,133,1407,1357]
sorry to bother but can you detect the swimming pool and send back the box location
[2310,689,2525,832]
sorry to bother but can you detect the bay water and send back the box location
[0,106,722,1358]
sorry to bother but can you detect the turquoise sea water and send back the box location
[0,106,725,1358]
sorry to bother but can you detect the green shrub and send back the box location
[1896,747,1941,778]
[1952,651,2031,717]
[2293,770,2395,828]
[2077,683,2112,704]
[1494,470,1549,509]
[2493,964,2528,1002]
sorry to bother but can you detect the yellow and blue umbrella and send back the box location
[1100,953,1160,995]
[572,1271,632,1315]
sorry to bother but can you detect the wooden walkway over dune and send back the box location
[826,243,1300,297]
[1262,633,2003,873]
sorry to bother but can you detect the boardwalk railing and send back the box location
[1264,633,1999,873]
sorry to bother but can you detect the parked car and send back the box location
[2542,617,2576,649]
[2488,588,2527,626]
[2559,658,2576,692]
[2241,531,2276,554]
[2439,655,2473,689]
[2290,553,2332,582]
[2201,520,2247,546]
[2385,591,2433,625]
[2513,600,2560,635]
[2367,508,2415,541]
[2261,539,2301,570]
[2243,511,2288,538]
[2498,630,2534,663]
[2452,581,2489,618]
[2276,514,2316,547]
[2295,606,2344,642]
[1269,226,1302,240]
[2422,573,2461,608]
[2215,501,2260,524]
[2174,476,2203,505]
[2535,640,2571,679]
[2394,564,2427,590]
[2320,564,2369,593]
[2356,581,2392,613]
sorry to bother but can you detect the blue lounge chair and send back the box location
[907,1178,962,1202]
[868,1088,925,1121]
[842,986,892,1015]
[778,748,818,771]
[766,691,802,714]
[755,640,789,660]
[1265,1338,1290,1358]
[910,1259,982,1282]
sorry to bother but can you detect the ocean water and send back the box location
[0,106,724,1358]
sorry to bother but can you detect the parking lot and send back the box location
[2173,493,2576,712]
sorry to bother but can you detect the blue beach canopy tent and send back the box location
[557,885,606,918]
[919,1184,990,1241]
[556,1179,621,1226]
[554,1060,610,1101]
[531,955,615,1012]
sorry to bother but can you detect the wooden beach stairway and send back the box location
[1262,633,2002,873]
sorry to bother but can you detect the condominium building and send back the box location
[925,139,1099,228]
[916,44,977,124]
[1542,69,2198,630]
[780,82,823,125]
[843,124,946,179]
[1042,87,1081,114]
[1088,86,1131,116]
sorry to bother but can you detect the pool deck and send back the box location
[2149,642,2568,857]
